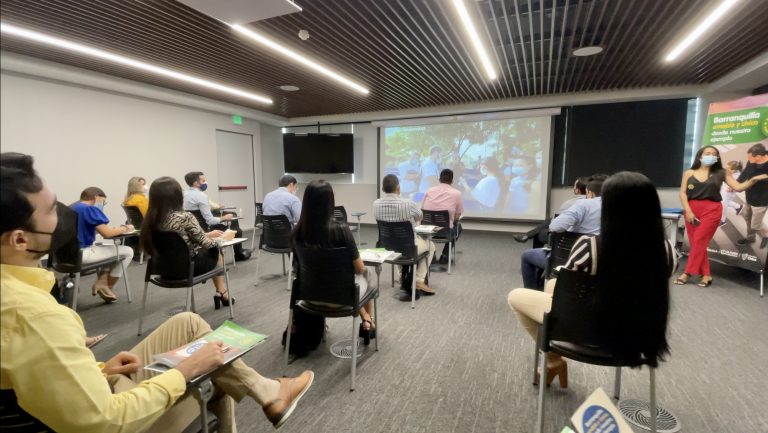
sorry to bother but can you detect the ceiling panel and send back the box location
[2,0,766,118]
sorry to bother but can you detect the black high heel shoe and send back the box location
[213,291,235,310]
[358,319,376,345]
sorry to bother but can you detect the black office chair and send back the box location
[137,231,233,335]
[284,246,379,391]
[533,269,663,433]
[333,206,359,233]
[122,205,145,264]
[250,202,264,250]
[189,209,211,232]
[376,220,430,309]
[48,204,132,312]
[543,231,588,280]
[421,209,457,274]
[254,214,294,291]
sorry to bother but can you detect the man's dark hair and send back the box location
[439,169,454,184]
[748,143,767,156]
[279,175,298,187]
[382,174,399,193]
[587,177,606,197]
[184,171,204,187]
[0,152,44,233]
[575,176,590,195]
[80,187,106,201]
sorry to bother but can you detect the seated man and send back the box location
[513,175,591,245]
[0,153,312,433]
[263,175,302,224]
[519,176,605,289]
[70,187,135,303]
[183,171,251,261]
[374,174,437,301]
[421,169,463,264]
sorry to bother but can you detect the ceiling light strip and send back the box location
[0,22,273,104]
[664,0,740,62]
[230,24,369,95]
[450,0,497,81]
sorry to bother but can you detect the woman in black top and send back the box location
[291,180,376,343]
[677,146,768,286]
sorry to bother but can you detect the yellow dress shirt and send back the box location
[123,193,149,217]
[0,264,186,433]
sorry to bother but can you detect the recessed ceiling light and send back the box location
[231,24,370,95]
[572,46,604,57]
[450,0,498,80]
[664,0,740,62]
[279,85,300,91]
[0,22,273,105]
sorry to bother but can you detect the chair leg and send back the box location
[190,286,197,313]
[614,367,622,400]
[391,265,394,288]
[283,309,294,374]
[532,337,541,385]
[285,252,293,291]
[138,281,150,336]
[411,264,417,309]
[254,249,262,286]
[447,241,452,274]
[350,315,360,391]
[282,254,286,276]
[535,349,547,433]
[230,246,236,269]
[373,297,379,352]
[140,252,144,265]
[649,367,657,433]
[121,259,132,303]
[185,286,193,312]
[71,273,81,312]
[224,267,234,319]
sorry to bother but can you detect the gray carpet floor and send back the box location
[80,227,768,433]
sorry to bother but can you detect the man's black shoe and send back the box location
[235,250,252,262]
[736,237,755,246]
[513,234,529,243]
[437,255,449,265]
[396,291,420,302]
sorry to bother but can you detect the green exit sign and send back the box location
[232,115,243,125]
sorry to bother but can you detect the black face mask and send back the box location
[25,202,77,255]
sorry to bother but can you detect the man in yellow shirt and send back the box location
[0,153,313,432]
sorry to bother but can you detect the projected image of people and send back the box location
[382,116,549,220]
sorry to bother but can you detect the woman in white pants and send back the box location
[71,187,134,302]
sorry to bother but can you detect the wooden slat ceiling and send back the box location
[2,0,767,118]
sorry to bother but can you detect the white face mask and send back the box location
[142,186,149,195]
[480,166,488,176]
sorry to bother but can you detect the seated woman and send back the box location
[140,177,234,308]
[507,172,678,387]
[71,187,135,303]
[291,180,377,344]
[123,176,148,216]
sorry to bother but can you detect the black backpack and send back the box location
[281,308,325,356]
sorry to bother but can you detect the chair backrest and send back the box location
[376,220,417,259]
[122,205,144,227]
[147,230,194,280]
[332,206,349,224]
[546,231,588,277]
[292,245,358,307]
[261,214,293,249]
[544,268,652,366]
[48,204,83,273]
[254,202,264,226]
[0,389,53,432]
[421,209,451,239]
[189,209,210,232]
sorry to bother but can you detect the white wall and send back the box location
[0,71,263,225]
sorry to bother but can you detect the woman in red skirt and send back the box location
[677,146,768,286]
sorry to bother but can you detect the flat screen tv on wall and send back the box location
[283,133,354,173]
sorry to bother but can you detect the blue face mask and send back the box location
[701,155,718,167]
[94,201,105,210]
[510,166,528,176]
[200,182,208,192]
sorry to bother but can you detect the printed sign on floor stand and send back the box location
[701,93,768,296]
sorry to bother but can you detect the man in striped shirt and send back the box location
[374,174,436,300]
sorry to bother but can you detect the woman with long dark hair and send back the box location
[140,176,234,308]
[291,180,376,343]
[676,146,767,287]
[507,172,678,387]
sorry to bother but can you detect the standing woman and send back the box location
[677,146,768,287]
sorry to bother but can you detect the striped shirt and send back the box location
[373,193,422,227]
[564,235,678,276]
